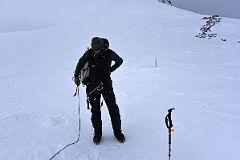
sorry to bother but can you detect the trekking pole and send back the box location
[165,108,175,160]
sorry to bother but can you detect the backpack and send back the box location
[80,38,109,85]
[102,38,109,49]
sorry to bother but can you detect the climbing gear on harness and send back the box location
[86,82,104,109]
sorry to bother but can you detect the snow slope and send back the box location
[0,0,240,160]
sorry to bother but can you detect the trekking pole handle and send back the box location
[168,108,175,113]
[165,108,175,132]
[73,86,80,97]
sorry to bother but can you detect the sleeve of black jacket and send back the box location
[74,50,91,77]
[110,50,123,72]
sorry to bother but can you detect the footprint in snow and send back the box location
[40,115,68,127]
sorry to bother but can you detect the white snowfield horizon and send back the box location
[0,0,239,33]
[0,0,240,160]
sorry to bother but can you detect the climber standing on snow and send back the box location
[73,37,125,144]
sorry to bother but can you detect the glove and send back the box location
[74,76,80,86]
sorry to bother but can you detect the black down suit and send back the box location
[74,48,123,135]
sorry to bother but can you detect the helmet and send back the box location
[91,37,104,51]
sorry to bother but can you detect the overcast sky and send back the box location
[173,0,240,19]
[0,0,83,33]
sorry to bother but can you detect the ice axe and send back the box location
[165,108,175,160]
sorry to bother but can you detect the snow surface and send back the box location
[0,0,240,160]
